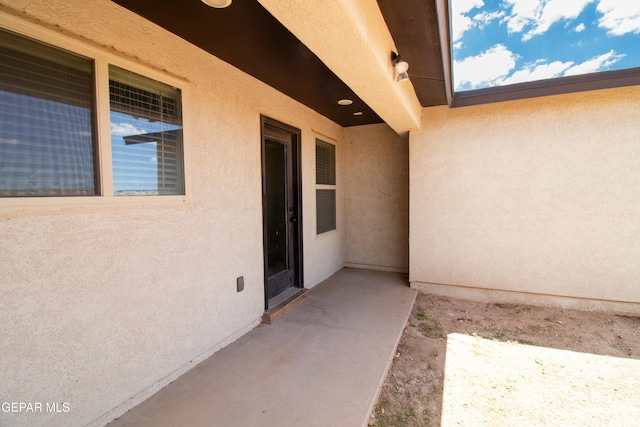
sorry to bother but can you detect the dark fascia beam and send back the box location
[451,67,640,107]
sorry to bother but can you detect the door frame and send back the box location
[260,115,304,309]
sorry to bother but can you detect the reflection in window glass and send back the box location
[0,29,96,197]
[109,66,184,196]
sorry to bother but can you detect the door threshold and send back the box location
[262,288,310,324]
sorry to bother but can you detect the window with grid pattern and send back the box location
[109,66,184,196]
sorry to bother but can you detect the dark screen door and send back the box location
[261,117,302,308]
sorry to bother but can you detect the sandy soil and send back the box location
[370,293,640,427]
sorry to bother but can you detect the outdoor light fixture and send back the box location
[392,52,409,82]
[201,0,232,8]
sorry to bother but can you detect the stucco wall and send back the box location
[0,1,345,426]
[410,86,640,312]
[344,124,409,272]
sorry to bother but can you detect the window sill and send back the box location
[315,227,339,239]
[0,195,193,215]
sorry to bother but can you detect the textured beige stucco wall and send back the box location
[0,1,345,426]
[410,86,640,308]
[344,124,409,272]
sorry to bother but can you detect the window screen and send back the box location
[316,139,335,185]
[316,189,336,234]
[316,139,336,234]
[109,65,184,196]
[0,29,97,197]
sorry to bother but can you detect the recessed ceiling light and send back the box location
[337,99,353,106]
[202,0,232,8]
[353,111,363,116]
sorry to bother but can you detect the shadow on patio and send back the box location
[107,268,416,427]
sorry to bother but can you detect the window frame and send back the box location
[0,12,192,210]
[315,138,337,235]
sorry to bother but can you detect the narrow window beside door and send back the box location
[315,139,336,234]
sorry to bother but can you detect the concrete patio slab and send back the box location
[107,268,416,427]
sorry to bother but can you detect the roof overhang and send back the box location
[111,0,640,132]
[257,0,423,134]
[111,0,449,134]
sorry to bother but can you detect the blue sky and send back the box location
[110,112,181,194]
[451,0,640,91]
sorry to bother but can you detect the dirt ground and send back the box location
[370,293,640,427]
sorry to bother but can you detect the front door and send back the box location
[261,116,303,309]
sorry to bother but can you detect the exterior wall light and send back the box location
[202,0,232,8]
[392,52,409,82]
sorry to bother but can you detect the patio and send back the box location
[107,268,416,427]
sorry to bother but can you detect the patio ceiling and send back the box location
[110,0,447,133]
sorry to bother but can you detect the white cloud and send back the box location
[474,10,506,29]
[495,50,624,87]
[0,138,21,145]
[110,122,145,137]
[597,0,640,35]
[526,0,595,40]
[454,44,518,90]
[502,0,595,40]
[574,23,586,32]
[563,50,625,76]
[451,0,484,42]
[500,60,574,85]
[150,157,158,163]
[502,0,542,33]
[450,2,504,48]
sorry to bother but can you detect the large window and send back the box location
[0,26,186,201]
[0,29,97,197]
[316,139,336,234]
